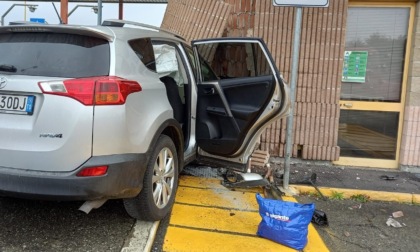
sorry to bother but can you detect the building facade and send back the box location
[161,0,420,172]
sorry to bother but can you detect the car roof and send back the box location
[0,21,185,44]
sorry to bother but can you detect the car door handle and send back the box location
[203,88,216,95]
[206,106,227,116]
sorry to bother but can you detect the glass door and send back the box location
[335,3,414,168]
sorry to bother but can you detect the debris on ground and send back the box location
[349,204,362,210]
[392,211,404,218]
[311,209,329,226]
[380,175,398,180]
[222,171,270,188]
[295,173,328,201]
[250,150,270,170]
[386,218,403,228]
[344,231,351,237]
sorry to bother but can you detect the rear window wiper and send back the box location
[0,64,17,73]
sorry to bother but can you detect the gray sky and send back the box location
[0,1,167,26]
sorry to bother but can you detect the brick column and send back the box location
[401,3,420,172]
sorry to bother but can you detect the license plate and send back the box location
[0,94,35,115]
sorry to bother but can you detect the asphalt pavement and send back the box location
[0,197,134,252]
[285,159,420,195]
[297,195,420,252]
[289,161,420,251]
[1,161,419,252]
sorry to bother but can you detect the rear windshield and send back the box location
[0,32,110,78]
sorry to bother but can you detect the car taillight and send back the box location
[77,166,108,177]
[38,76,141,105]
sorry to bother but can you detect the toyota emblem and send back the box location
[0,76,7,89]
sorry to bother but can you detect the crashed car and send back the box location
[0,20,289,221]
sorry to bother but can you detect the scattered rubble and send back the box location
[392,211,404,218]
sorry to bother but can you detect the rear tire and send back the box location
[124,135,179,221]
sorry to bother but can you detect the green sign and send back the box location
[342,51,368,83]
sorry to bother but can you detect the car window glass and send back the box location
[195,42,272,80]
[128,38,156,72]
[153,44,178,75]
[199,57,218,82]
[152,42,186,85]
[0,32,109,78]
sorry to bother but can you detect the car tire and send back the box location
[123,135,179,221]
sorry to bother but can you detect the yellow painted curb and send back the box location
[412,194,420,204]
[291,185,417,204]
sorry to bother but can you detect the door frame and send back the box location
[334,1,415,169]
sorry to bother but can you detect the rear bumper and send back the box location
[0,154,147,201]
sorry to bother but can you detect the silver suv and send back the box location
[0,20,289,221]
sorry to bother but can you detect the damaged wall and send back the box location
[161,0,231,43]
[161,0,347,161]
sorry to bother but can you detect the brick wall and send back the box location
[161,0,347,161]
[251,0,346,160]
[401,3,420,169]
[161,0,231,43]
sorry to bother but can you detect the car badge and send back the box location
[0,76,7,89]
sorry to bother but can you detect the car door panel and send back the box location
[197,82,238,153]
[221,75,274,121]
[192,38,289,170]
[197,75,275,156]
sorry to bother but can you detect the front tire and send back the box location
[124,135,179,221]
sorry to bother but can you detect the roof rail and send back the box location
[102,19,185,40]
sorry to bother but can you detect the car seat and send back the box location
[160,76,184,124]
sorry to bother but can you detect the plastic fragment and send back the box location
[311,209,329,226]
[386,218,403,228]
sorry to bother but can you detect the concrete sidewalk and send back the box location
[285,161,420,204]
[182,161,420,203]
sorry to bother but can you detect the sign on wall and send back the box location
[273,0,329,7]
[342,51,369,83]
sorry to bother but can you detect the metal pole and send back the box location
[24,0,27,21]
[68,5,98,17]
[60,0,68,24]
[118,0,123,20]
[97,0,103,25]
[1,4,38,26]
[1,4,18,26]
[283,7,303,190]
[68,5,81,17]
[2,4,21,26]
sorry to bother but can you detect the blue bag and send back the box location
[256,193,315,250]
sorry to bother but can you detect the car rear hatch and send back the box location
[0,26,111,172]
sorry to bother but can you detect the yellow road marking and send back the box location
[164,176,329,252]
[175,186,260,211]
[164,226,296,252]
[170,203,260,235]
